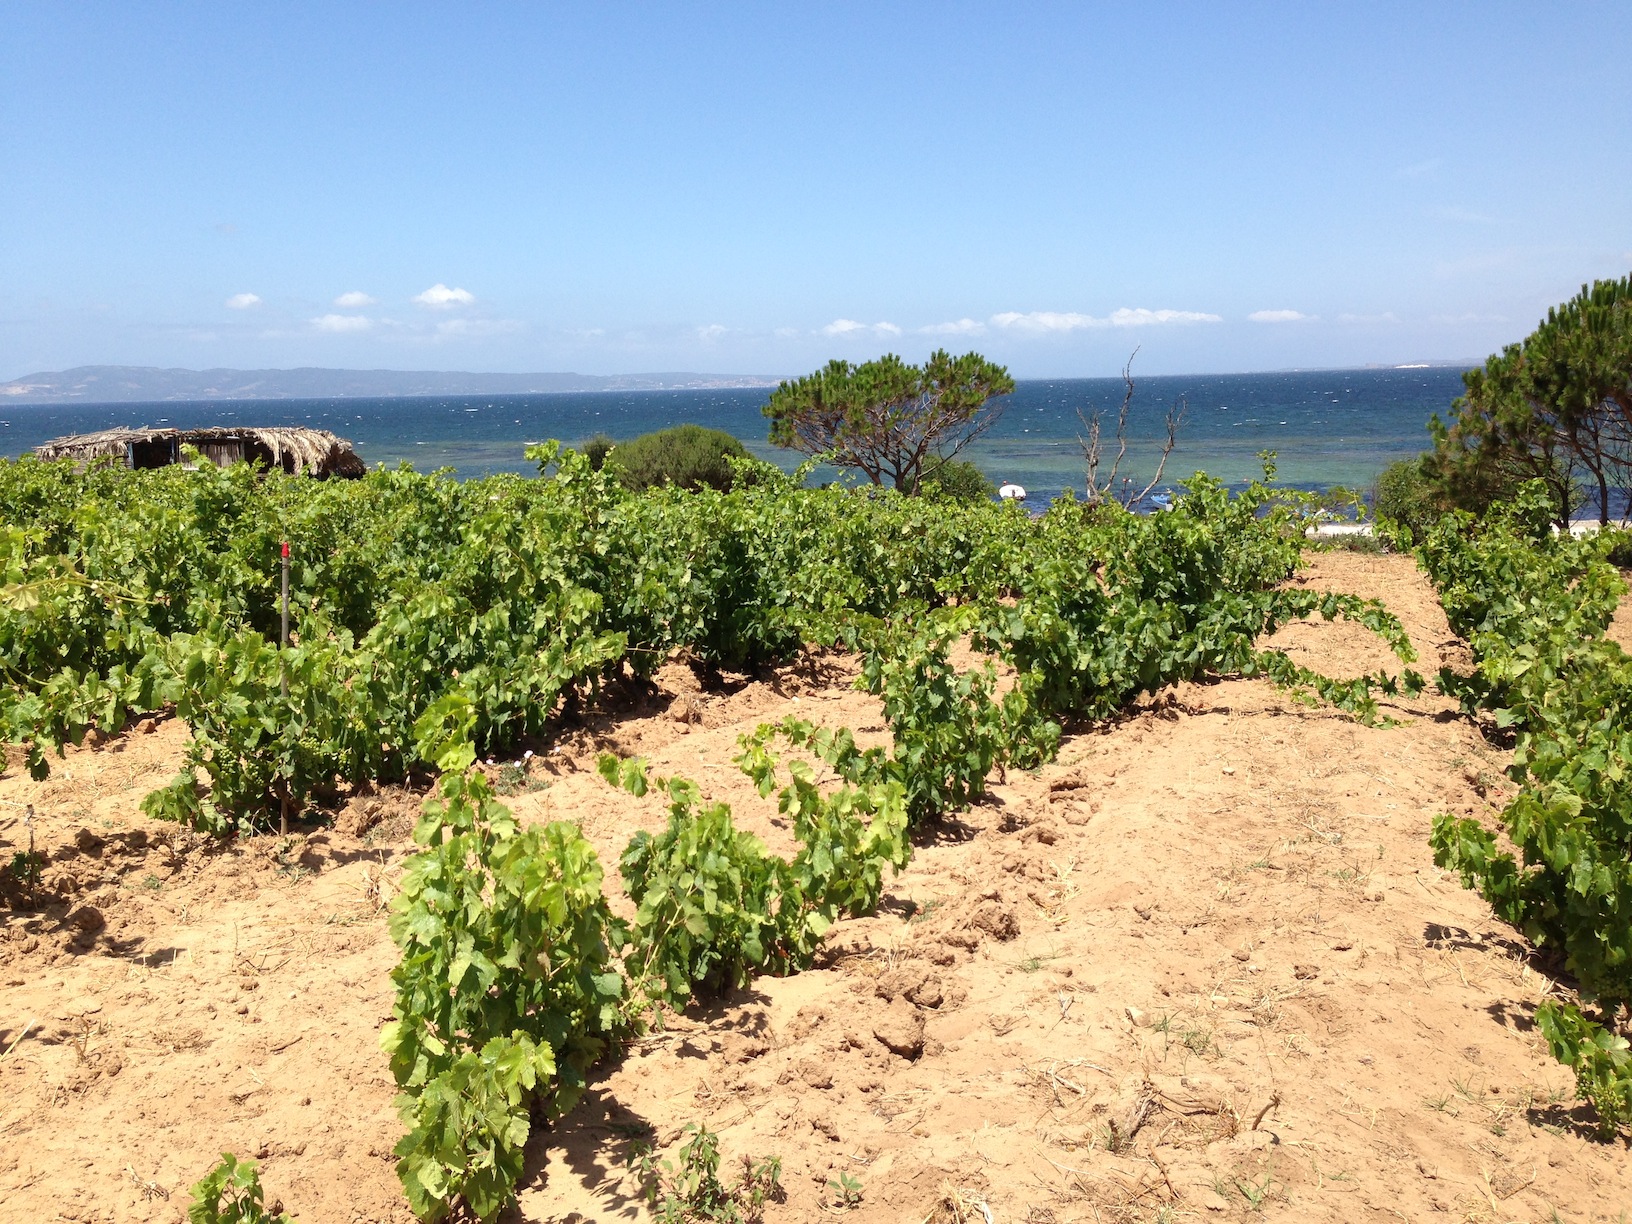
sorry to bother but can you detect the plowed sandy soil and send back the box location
[3,552,1630,1223]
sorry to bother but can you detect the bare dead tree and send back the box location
[1078,350,1186,508]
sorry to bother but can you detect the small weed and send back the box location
[631,1124,782,1224]
[909,899,945,925]
[1233,1168,1280,1211]
[826,1171,863,1209]
[493,762,549,797]
[1015,951,1060,973]
[271,844,312,884]
[5,850,44,894]
[141,874,165,891]
[1423,1092,1457,1115]
[1180,1025,1216,1057]
[187,1153,292,1224]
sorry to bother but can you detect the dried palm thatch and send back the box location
[32,426,366,478]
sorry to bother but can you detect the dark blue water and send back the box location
[0,367,1470,504]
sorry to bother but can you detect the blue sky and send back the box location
[3,3,1629,379]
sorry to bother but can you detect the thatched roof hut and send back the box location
[33,426,366,478]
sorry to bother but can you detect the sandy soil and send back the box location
[2,552,1629,1223]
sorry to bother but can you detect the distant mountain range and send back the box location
[0,366,785,404]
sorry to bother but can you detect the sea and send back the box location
[0,367,1471,507]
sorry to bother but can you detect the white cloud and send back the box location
[991,307,1221,333]
[820,318,901,338]
[334,291,377,308]
[311,313,373,333]
[413,283,475,308]
[697,323,728,340]
[1106,307,1222,327]
[225,293,261,310]
[991,311,1097,332]
[1428,311,1506,325]
[919,318,986,335]
[1248,309,1313,323]
[1336,311,1401,325]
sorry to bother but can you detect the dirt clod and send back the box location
[871,998,926,1059]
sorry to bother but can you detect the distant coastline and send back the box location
[0,365,785,405]
[0,361,1481,406]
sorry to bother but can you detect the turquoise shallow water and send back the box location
[0,366,1468,504]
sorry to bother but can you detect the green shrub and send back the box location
[920,458,995,502]
[1604,527,1632,569]
[580,433,615,471]
[605,425,753,493]
[1371,455,1448,540]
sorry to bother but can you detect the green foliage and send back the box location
[187,1154,294,1224]
[603,424,754,493]
[1536,1000,1632,1138]
[580,432,615,471]
[920,457,996,502]
[383,707,626,1221]
[631,1124,782,1224]
[4,849,44,894]
[610,760,792,1007]
[765,349,1015,493]
[393,1034,555,1224]
[737,721,910,921]
[1371,454,1449,541]
[1427,274,1632,526]
[1414,484,1632,1135]
[1605,527,1632,569]
[597,720,914,1010]
[975,468,1419,730]
[827,1171,864,1209]
[858,617,1057,822]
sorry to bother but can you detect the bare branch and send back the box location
[1075,349,1185,509]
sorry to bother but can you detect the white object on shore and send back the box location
[1305,520,1628,539]
[998,482,1027,501]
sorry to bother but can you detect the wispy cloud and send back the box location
[413,283,475,308]
[991,311,1097,332]
[334,290,377,308]
[311,313,373,332]
[1397,157,1442,179]
[697,324,728,340]
[1336,311,1401,325]
[991,307,1221,332]
[920,318,985,335]
[434,318,521,338]
[1106,307,1221,327]
[1428,311,1507,325]
[820,318,900,337]
[225,292,261,310]
[1248,309,1314,323]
